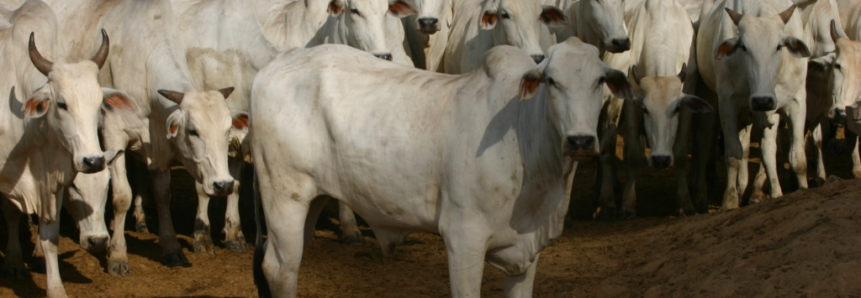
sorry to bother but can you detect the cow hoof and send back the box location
[595,208,617,221]
[108,260,130,276]
[225,237,247,252]
[341,233,365,246]
[162,251,191,268]
[678,207,697,217]
[193,240,216,256]
[136,223,149,234]
[622,209,636,220]
[0,266,29,280]
[749,191,767,205]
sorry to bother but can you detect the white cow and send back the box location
[250,39,632,297]
[45,0,247,271]
[251,0,416,66]
[402,0,452,71]
[443,0,566,74]
[0,1,135,297]
[603,0,712,218]
[696,1,811,209]
[568,0,631,56]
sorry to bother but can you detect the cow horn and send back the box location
[678,63,686,83]
[778,5,796,24]
[830,19,842,43]
[158,89,185,105]
[725,8,743,26]
[218,87,235,99]
[28,32,53,76]
[91,29,110,69]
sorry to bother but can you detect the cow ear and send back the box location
[715,37,739,59]
[481,11,498,29]
[519,69,543,100]
[388,0,417,18]
[101,88,138,114]
[328,0,345,16]
[681,94,713,113]
[604,67,634,101]
[166,110,183,139]
[782,36,810,58]
[540,5,567,27]
[24,90,49,118]
[678,63,687,83]
[231,111,249,133]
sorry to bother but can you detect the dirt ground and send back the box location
[0,130,860,297]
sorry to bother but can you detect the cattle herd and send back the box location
[0,0,856,297]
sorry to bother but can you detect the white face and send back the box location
[164,90,248,196]
[329,0,417,59]
[413,0,446,33]
[519,39,632,159]
[714,9,810,112]
[583,0,628,53]
[481,0,567,62]
[66,170,111,252]
[815,38,861,123]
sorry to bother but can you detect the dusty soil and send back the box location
[0,130,860,297]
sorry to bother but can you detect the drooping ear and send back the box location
[681,94,714,113]
[539,5,567,27]
[830,19,844,43]
[782,36,811,58]
[24,90,50,118]
[328,0,345,16]
[158,89,185,105]
[388,0,417,18]
[778,5,796,24]
[629,66,642,86]
[519,68,543,100]
[101,88,138,114]
[104,150,124,166]
[725,8,744,26]
[231,111,249,133]
[715,37,739,59]
[218,87,235,100]
[481,10,498,29]
[678,63,687,83]
[604,67,634,101]
[166,110,184,139]
[808,54,834,76]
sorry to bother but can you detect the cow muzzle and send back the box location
[608,38,631,53]
[833,108,847,126]
[82,235,109,252]
[417,18,440,34]
[79,155,106,173]
[374,53,393,61]
[564,136,598,160]
[211,180,235,197]
[651,155,672,168]
[531,55,545,64]
[750,96,776,112]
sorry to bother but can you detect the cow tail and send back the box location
[252,171,271,298]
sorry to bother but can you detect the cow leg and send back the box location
[750,162,768,204]
[108,156,132,276]
[808,123,827,186]
[597,97,625,219]
[503,253,540,298]
[193,181,216,256]
[737,124,752,198]
[689,112,716,214]
[788,106,809,190]
[29,217,44,273]
[621,102,642,220]
[339,203,364,245]
[1,199,28,280]
[40,196,67,298]
[675,109,695,216]
[718,100,744,210]
[132,167,149,234]
[759,113,783,201]
[152,169,190,267]
[223,158,247,252]
[620,165,636,219]
[442,228,487,297]
[258,175,316,297]
[847,130,861,179]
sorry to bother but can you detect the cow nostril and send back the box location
[836,108,847,118]
[651,156,671,168]
[87,236,108,251]
[531,54,545,64]
[611,38,631,52]
[83,156,105,172]
[213,181,234,195]
[374,53,393,61]
[751,96,775,111]
[566,136,595,151]
[417,18,439,29]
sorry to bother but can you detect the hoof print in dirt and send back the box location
[162,251,191,268]
[341,233,365,246]
[0,266,29,280]
[136,223,149,234]
[108,260,130,276]
[193,240,216,256]
[225,237,248,252]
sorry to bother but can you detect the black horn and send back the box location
[158,89,185,105]
[28,32,53,76]
[91,29,110,69]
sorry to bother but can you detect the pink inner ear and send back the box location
[328,3,342,14]
[233,115,249,129]
[715,42,735,57]
[481,13,497,27]
[104,93,135,112]
[25,99,48,116]
[520,79,539,99]
[169,125,178,135]
[389,2,415,16]
[540,10,566,25]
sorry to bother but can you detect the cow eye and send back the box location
[598,76,606,85]
[189,129,199,136]
[57,102,67,110]
[835,63,843,70]
[776,44,782,51]
[642,108,650,115]
[500,11,510,19]
[546,77,555,86]
[350,8,359,15]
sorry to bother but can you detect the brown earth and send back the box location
[0,129,860,297]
